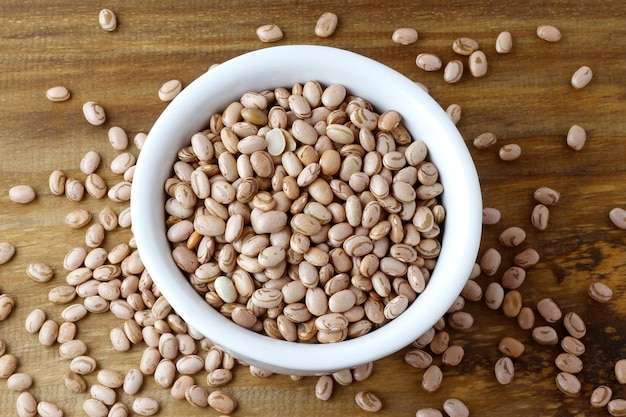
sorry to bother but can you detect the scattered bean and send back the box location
[473,132,496,149]
[158,79,182,102]
[416,409,443,417]
[256,24,283,42]
[83,398,108,417]
[422,364,443,392]
[498,336,525,358]
[513,248,540,269]
[443,60,464,83]
[532,325,559,345]
[499,143,521,161]
[610,207,626,229]
[16,391,37,417]
[208,390,238,414]
[132,397,160,416]
[590,385,613,408]
[536,297,562,323]
[9,185,36,204]
[108,126,129,150]
[392,28,418,45]
[64,370,88,393]
[355,391,382,412]
[499,226,526,247]
[46,86,71,102]
[315,12,338,38]
[482,207,501,225]
[496,31,513,53]
[566,124,586,151]
[468,50,488,77]
[537,24,561,42]
[588,281,613,303]
[98,9,117,31]
[82,101,106,125]
[0,353,18,378]
[26,262,54,283]
[0,294,15,321]
[25,308,46,333]
[494,356,514,385]
[608,399,626,417]
[555,352,583,374]
[442,398,469,417]
[36,401,64,417]
[571,65,593,90]
[615,359,626,384]
[452,37,479,55]
[563,311,586,338]
[555,372,581,397]
[416,53,442,71]
[561,336,586,356]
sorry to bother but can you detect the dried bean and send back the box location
[609,400,626,417]
[98,8,117,31]
[36,401,63,417]
[16,391,37,417]
[452,37,479,55]
[0,354,18,378]
[566,124,586,151]
[588,281,613,302]
[158,80,182,102]
[616,359,626,384]
[82,101,106,125]
[422,365,443,392]
[499,143,521,161]
[610,208,626,229]
[208,390,238,414]
[496,31,513,53]
[0,294,15,321]
[590,385,613,408]
[256,24,283,42]
[532,325,559,345]
[537,298,562,323]
[495,356,514,385]
[561,336,585,356]
[537,24,561,42]
[315,12,338,38]
[392,28,418,45]
[132,397,160,416]
[9,185,36,203]
[355,391,382,412]
[443,398,469,417]
[571,65,593,89]
[556,353,583,374]
[416,53,442,72]
[468,50,488,77]
[555,372,581,397]
[46,86,70,102]
[499,336,525,358]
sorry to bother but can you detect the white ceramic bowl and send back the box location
[131,45,482,375]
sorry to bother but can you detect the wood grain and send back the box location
[1,1,626,416]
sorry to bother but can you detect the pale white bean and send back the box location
[46,86,70,102]
[256,24,283,42]
[9,185,36,204]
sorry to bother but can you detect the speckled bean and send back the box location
[355,391,382,412]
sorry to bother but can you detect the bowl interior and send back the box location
[131,45,482,375]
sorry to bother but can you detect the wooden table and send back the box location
[1,1,626,416]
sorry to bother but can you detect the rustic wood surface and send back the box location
[1,1,626,416]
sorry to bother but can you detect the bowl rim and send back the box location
[131,44,482,375]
